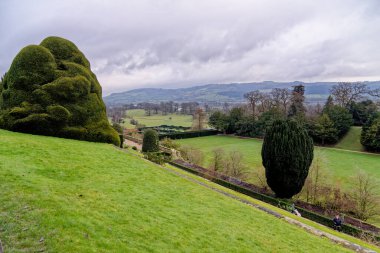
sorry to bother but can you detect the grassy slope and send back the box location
[123,109,193,129]
[177,135,380,226]
[334,126,364,151]
[0,130,351,252]
[177,135,380,192]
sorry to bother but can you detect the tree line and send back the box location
[209,82,380,151]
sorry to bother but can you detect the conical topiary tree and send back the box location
[261,119,314,198]
[142,129,159,153]
[0,36,120,146]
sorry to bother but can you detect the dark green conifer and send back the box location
[0,36,120,146]
[261,119,314,198]
[142,129,159,153]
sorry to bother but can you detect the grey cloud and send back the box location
[1,0,380,95]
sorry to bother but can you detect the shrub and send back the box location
[262,120,314,198]
[179,146,204,165]
[142,129,159,152]
[144,152,169,165]
[0,36,120,146]
[350,171,379,221]
[112,122,124,134]
[160,137,180,149]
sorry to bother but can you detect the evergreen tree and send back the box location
[312,114,338,145]
[226,107,244,133]
[324,95,334,112]
[324,105,353,137]
[208,111,228,132]
[288,85,306,122]
[0,37,120,146]
[261,120,314,198]
[361,114,380,152]
[142,129,159,153]
[349,100,377,126]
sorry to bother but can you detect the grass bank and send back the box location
[0,129,352,252]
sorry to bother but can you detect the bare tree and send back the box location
[179,146,204,165]
[223,102,230,113]
[224,150,246,178]
[258,93,272,113]
[253,166,268,189]
[270,88,290,114]
[300,151,326,203]
[330,82,368,108]
[306,103,323,119]
[244,90,262,119]
[210,148,225,172]
[192,108,206,130]
[351,171,379,221]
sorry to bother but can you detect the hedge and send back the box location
[169,160,380,242]
[159,129,219,140]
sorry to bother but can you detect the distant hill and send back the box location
[104,81,380,106]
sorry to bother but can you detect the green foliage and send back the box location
[226,107,244,133]
[40,36,90,68]
[0,36,119,146]
[142,129,159,152]
[208,110,228,131]
[262,120,314,198]
[324,105,353,138]
[257,108,285,130]
[361,114,380,152]
[310,114,338,145]
[160,137,180,149]
[159,129,219,140]
[112,122,124,134]
[144,152,169,165]
[5,45,56,92]
[349,100,378,126]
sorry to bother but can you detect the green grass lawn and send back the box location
[123,109,193,129]
[334,126,364,151]
[176,135,380,192]
[0,130,353,252]
[177,135,380,226]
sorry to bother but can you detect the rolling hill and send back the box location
[104,81,380,106]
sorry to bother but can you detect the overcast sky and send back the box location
[1,0,380,95]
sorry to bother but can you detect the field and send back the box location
[334,126,364,151]
[123,109,193,128]
[176,135,380,192]
[0,129,355,252]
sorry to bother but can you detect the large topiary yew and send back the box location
[142,129,159,153]
[0,36,120,146]
[261,119,313,198]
